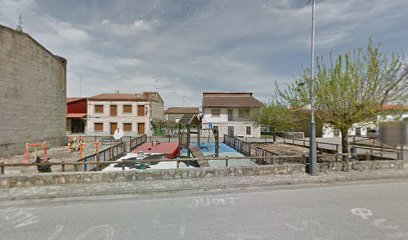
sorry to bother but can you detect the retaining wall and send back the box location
[0,160,406,189]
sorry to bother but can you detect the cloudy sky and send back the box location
[1,0,407,108]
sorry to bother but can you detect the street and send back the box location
[1,180,408,240]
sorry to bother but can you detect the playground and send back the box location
[0,136,118,175]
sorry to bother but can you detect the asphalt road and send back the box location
[1,180,408,240]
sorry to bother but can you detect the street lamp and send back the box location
[309,0,317,175]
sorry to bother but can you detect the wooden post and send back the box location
[177,161,180,169]
[42,142,48,162]
[197,126,201,148]
[0,162,4,174]
[61,162,65,172]
[187,124,191,158]
[24,143,30,164]
[226,156,228,167]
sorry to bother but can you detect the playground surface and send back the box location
[182,143,256,167]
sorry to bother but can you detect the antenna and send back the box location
[16,14,23,31]
[79,75,83,97]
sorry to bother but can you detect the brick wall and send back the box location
[0,25,67,157]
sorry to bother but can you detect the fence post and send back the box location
[0,162,4,174]
[177,161,180,169]
[226,156,228,167]
[61,162,65,172]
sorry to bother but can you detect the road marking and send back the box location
[75,225,115,240]
[350,208,373,220]
[1,207,39,229]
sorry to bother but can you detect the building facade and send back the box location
[0,25,67,157]
[66,98,87,135]
[164,107,200,122]
[201,92,262,138]
[322,105,408,138]
[86,92,164,136]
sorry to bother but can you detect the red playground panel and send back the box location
[132,142,179,158]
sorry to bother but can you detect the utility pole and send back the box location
[309,0,317,176]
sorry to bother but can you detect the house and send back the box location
[164,107,200,122]
[322,105,408,138]
[0,24,67,157]
[201,92,262,137]
[86,92,164,136]
[66,98,87,134]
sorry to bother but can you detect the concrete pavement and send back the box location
[1,180,408,239]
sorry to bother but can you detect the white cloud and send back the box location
[1,0,407,107]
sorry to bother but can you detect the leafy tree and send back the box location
[251,100,293,143]
[278,40,408,153]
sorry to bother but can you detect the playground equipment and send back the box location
[177,114,219,167]
[67,135,83,152]
[24,142,48,164]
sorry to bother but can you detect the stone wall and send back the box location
[0,25,67,157]
[0,164,306,188]
[318,160,406,173]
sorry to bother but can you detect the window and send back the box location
[212,109,220,117]
[246,126,251,135]
[138,123,145,134]
[334,129,340,136]
[239,109,250,118]
[123,123,132,132]
[138,105,145,116]
[110,105,117,116]
[94,123,103,132]
[95,105,104,113]
[123,105,132,113]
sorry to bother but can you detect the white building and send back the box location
[322,105,408,138]
[201,92,262,138]
[86,92,164,136]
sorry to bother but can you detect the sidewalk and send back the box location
[1,169,408,201]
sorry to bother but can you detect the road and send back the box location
[1,180,408,240]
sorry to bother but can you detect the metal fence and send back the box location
[224,135,252,156]
[129,134,148,151]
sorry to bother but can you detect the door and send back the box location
[110,122,117,135]
[138,123,145,135]
[228,109,233,121]
[110,105,117,116]
[228,126,234,137]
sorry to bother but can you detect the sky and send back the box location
[1,0,407,108]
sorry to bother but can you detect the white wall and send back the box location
[202,107,260,137]
[322,122,376,138]
[86,100,152,136]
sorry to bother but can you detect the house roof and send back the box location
[202,92,262,108]
[88,92,161,102]
[165,107,200,114]
[67,97,86,103]
[178,114,201,125]
[382,105,408,111]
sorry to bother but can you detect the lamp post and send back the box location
[309,0,317,175]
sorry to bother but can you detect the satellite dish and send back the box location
[113,128,123,140]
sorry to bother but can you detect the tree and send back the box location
[251,99,294,143]
[278,40,408,154]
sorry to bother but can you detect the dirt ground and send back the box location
[0,142,116,175]
[252,143,309,156]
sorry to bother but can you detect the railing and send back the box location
[76,142,125,171]
[1,151,404,174]
[0,155,307,174]
[129,134,148,151]
[224,135,251,156]
[282,138,340,153]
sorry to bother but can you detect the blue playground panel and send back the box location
[181,143,238,154]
